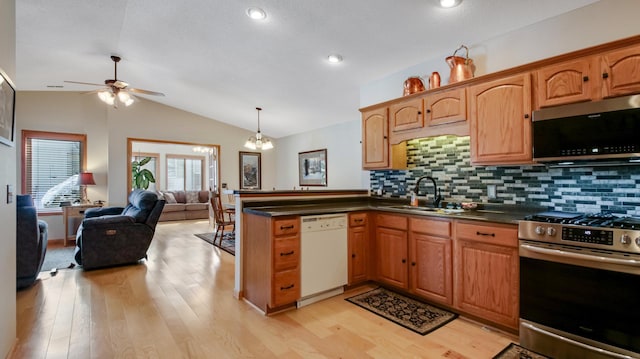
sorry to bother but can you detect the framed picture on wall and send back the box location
[239,151,261,189]
[298,149,327,186]
[0,69,16,147]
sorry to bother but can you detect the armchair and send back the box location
[74,189,165,270]
[17,194,48,289]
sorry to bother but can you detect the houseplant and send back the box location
[131,157,156,190]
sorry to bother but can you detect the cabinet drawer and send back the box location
[273,218,299,236]
[273,237,299,271]
[272,269,300,307]
[455,222,518,247]
[349,213,368,227]
[410,217,451,238]
[376,213,408,230]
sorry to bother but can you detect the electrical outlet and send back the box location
[6,185,13,204]
[487,184,497,199]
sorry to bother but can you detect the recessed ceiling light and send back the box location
[327,54,343,64]
[440,0,462,8]
[247,7,267,20]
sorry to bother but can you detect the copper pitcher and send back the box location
[403,76,425,96]
[446,45,475,83]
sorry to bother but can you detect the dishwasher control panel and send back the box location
[301,214,347,233]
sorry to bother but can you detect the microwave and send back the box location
[532,95,640,165]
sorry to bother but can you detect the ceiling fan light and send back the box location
[247,7,267,20]
[118,91,131,102]
[123,97,134,106]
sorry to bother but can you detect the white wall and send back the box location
[275,119,367,190]
[16,92,274,240]
[361,0,640,107]
[0,0,16,356]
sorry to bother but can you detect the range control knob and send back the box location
[535,226,545,235]
[635,236,640,247]
[621,234,631,245]
[546,227,557,236]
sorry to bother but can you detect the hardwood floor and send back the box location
[15,219,515,358]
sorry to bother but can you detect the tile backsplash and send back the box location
[370,135,640,216]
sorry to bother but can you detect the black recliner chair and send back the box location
[17,194,48,289]
[74,189,165,270]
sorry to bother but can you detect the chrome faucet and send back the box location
[414,176,443,207]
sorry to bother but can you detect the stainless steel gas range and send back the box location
[518,211,640,359]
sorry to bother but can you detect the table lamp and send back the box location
[78,172,96,204]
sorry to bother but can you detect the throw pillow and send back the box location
[163,192,177,204]
[186,191,199,203]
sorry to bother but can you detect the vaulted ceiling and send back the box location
[16,0,597,138]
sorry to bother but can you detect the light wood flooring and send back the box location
[14,219,516,358]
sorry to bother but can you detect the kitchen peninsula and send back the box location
[238,190,541,332]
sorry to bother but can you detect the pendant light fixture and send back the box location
[244,107,273,150]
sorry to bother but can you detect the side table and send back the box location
[62,204,103,246]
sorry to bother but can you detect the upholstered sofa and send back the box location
[74,189,165,270]
[158,190,209,221]
[17,194,48,289]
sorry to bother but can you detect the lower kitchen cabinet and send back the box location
[453,221,519,329]
[243,213,300,314]
[348,212,369,285]
[409,217,452,306]
[375,213,408,289]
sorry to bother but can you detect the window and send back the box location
[22,130,87,210]
[166,155,205,191]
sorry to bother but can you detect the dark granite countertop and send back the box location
[242,197,544,225]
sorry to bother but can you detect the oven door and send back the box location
[519,240,640,359]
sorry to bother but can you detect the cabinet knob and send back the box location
[411,262,416,266]
[602,72,609,79]
[352,253,356,258]
[524,114,530,119]
[426,109,431,113]
[402,259,406,263]
[417,111,422,115]
[583,75,589,82]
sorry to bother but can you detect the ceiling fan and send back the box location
[64,55,165,107]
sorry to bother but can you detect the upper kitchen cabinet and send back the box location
[601,44,640,98]
[361,106,407,170]
[469,73,533,165]
[389,96,424,133]
[535,57,599,108]
[425,87,467,127]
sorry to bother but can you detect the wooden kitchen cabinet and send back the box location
[361,107,407,170]
[425,87,467,127]
[243,214,300,313]
[375,213,408,289]
[469,72,533,165]
[453,221,519,329]
[601,44,640,98]
[348,212,369,285]
[389,96,424,132]
[535,57,598,108]
[409,217,453,306]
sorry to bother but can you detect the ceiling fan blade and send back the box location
[128,88,165,96]
[64,80,105,87]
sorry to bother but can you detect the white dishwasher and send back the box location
[298,213,348,307]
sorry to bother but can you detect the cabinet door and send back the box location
[389,96,424,132]
[454,239,519,329]
[425,87,467,126]
[410,233,452,306]
[536,58,597,108]
[348,225,368,285]
[376,227,408,289]
[362,107,389,169]
[469,73,532,165]
[601,45,640,98]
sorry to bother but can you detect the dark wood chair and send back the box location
[211,192,235,246]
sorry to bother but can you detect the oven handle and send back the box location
[520,243,640,267]
[521,322,634,359]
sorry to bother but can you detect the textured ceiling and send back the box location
[16,0,597,138]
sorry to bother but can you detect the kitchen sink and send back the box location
[386,205,464,214]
